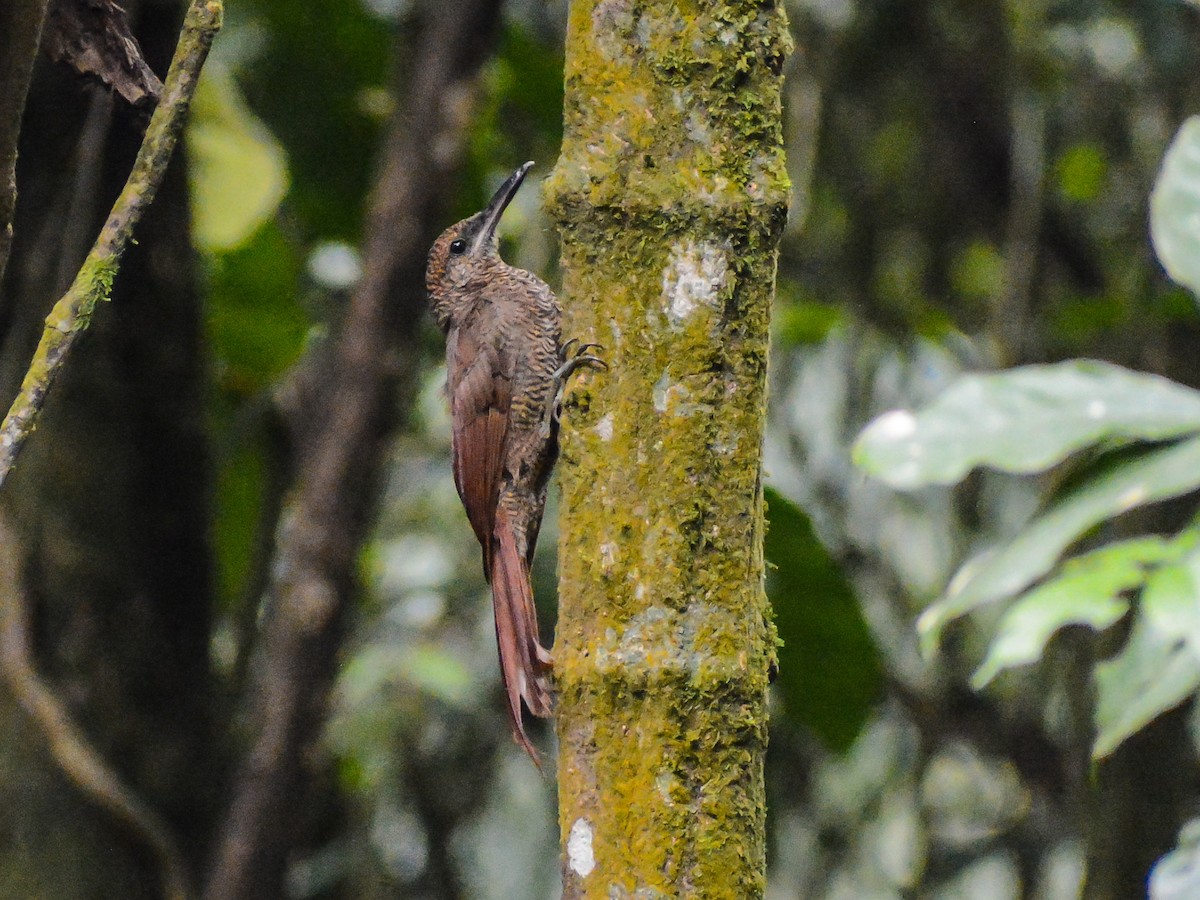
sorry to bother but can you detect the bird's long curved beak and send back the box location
[472,161,534,253]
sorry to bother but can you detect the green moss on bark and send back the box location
[548,1,790,897]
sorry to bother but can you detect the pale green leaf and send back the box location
[969,540,1162,688]
[188,63,290,252]
[337,643,472,709]
[1093,555,1200,759]
[1056,143,1108,202]
[919,437,1200,654]
[1151,116,1200,300]
[400,645,473,706]
[854,361,1200,490]
[1151,818,1200,900]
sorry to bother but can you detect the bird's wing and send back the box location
[448,323,512,571]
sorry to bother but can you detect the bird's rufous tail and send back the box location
[490,513,553,763]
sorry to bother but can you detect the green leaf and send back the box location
[1151,818,1200,900]
[920,437,1200,654]
[765,487,880,752]
[968,535,1196,687]
[950,240,1004,301]
[854,361,1200,490]
[400,646,474,707]
[339,643,473,709]
[207,221,309,392]
[1056,143,1108,202]
[1094,552,1200,759]
[1151,116,1200,300]
[774,299,844,345]
[188,63,290,252]
[213,433,271,609]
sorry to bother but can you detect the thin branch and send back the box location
[201,3,504,898]
[0,0,51,286]
[0,0,223,490]
[0,515,194,900]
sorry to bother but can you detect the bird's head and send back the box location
[426,161,534,330]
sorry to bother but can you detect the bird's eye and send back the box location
[449,239,467,255]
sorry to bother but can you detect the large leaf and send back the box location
[237,0,389,238]
[969,538,1170,688]
[765,487,880,752]
[854,361,1200,490]
[1093,548,1200,759]
[1151,116,1200,300]
[1151,818,1200,900]
[919,437,1200,654]
[339,643,473,710]
[188,63,290,252]
[207,222,309,391]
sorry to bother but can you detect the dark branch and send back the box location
[200,3,505,898]
[0,515,194,900]
[0,0,51,287]
[41,0,163,109]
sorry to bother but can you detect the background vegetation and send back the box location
[2,0,1200,897]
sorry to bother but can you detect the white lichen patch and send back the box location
[652,370,699,416]
[652,371,672,412]
[593,602,726,675]
[591,0,634,60]
[656,771,679,804]
[567,818,595,877]
[595,413,614,442]
[661,239,729,326]
[599,542,618,573]
[603,606,675,667]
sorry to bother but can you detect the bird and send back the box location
[425,161,604,763]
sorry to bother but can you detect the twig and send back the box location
[0,0,223,490]
[0,516,194,900]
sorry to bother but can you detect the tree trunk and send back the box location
[547,2,791,896]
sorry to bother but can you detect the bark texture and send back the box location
[0,0,50,286]
[546,2,791,897]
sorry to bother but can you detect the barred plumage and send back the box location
[425,162,603,764]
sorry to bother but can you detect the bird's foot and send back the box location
[540,340,608,437]
[554,339,608,382]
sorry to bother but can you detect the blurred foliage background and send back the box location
[4,0,1200,897]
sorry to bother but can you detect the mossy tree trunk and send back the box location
[546,2,790,896]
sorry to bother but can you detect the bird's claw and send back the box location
[553,339,608,382]
[541,339,609,436]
